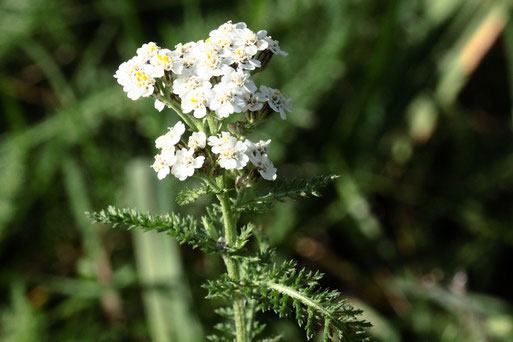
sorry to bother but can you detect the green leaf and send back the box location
[227,223,254,255]
[204,258,371,341]
[86,205,218,254]
[207,321,238,342]
[253,261,371,341]
[176,183,213,206]
[237,175,339,212]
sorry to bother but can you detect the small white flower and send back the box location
[124,69,156,100]
[259,86,292,120]
[207,131,232,148]
[181,41,204,69]
[265,37,288,56]
[213,21,237,34]
[221,68,257,94]
[207,30,233,50]
[208,132,249,170]
[151,148,177,180]
[245,139,271,157]
[114,56,143,86]
[221,47,261,71]
[233,27,268,56]
[114,57,157,101]
[195,49,231,79]
[150,48,183,76]
[210,83,243,118]
[137,42,161,61]
[258,160,277,180]
[181,87,214,119]
[188,132,207,150]
[155,121,186,149]
[237,92,265,112]
[174,42,195,58]
[172,70,212,98]
[252,155,277,181]
[244,139,277,181]
[171,148,205,181]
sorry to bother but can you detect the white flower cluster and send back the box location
[116,21,287,183]
[152,123,277,181]
[114,21,292,120]
[151,121,205,181]
[114,42,182,102]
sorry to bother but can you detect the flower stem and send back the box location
[217,189,248,342]
[207,115,219,135]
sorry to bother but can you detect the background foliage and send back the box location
[1,0,513,340]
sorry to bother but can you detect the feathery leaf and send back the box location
[204,258,370,341]
[237,175,339,212]
[176,183,213,206]
[86,205,218,253]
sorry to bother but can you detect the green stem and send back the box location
[218,192,237,245]
[245,299,257,341]
[207,115,218,135]
[217,190,248,342]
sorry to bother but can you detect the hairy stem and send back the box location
[217,190,248,342]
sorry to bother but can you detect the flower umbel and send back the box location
[114,20,292,127]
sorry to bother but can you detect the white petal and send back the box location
[194,156,205,168]
[259,165,277,181]
[158,168,169,180]
[194,106,207,118]
[154,100,165,112]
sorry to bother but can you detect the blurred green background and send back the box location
[1,0,513,340]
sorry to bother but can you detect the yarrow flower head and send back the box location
[113,21,291,182]
[114,20,291,121]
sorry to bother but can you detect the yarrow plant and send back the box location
[89,21,370,341]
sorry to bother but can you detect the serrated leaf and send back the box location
[253,261,371,341]
[206,257,371,341]
[237,175,339,213]
[176,183,213,206]
[86,205,218,254]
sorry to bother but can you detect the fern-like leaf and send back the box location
[208,322,236,341]
[86,205,218,253]
[227,223,254,255]
[237,175,339,212]
[253,261,371,341]
[204,259,370,341]
[176,183,213,205]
